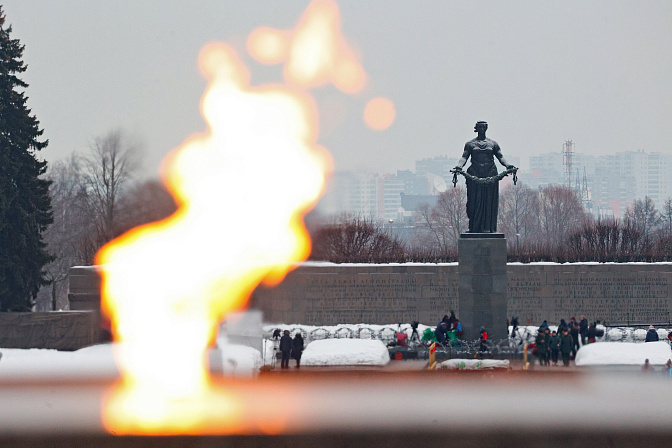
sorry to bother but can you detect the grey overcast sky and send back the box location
[3,1,671,176]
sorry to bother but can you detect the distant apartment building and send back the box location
[318,153,524,221]
[528,149,672,217]
[318,170,431,221]
[415,155,458,179]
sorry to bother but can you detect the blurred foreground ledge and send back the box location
[1,370,672,447]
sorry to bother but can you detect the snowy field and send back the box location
[2,322,671,377]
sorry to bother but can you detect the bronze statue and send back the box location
[452,121,517,233]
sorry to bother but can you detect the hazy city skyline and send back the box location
[4,1,671,178]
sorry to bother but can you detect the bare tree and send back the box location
[41,155,91,309]
[566,218,648,262]
[81,130,139,252]
[116,180,178,233]
[310,215,406,263]
[661,197,672,235]
[414,187,467,253]
[537,185,587,248]
[624,196,660,240]
[499,183,540,252]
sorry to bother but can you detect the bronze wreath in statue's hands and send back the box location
[450,166,518,188]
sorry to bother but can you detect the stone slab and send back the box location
[0,312,98,351]
[458,237,508,341]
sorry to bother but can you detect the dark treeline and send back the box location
[309,184,672,264]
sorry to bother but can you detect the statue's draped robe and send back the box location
[462,138,503,233]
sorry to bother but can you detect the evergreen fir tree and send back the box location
[0,7,53,311]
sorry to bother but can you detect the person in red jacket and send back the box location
[479,326,489,352]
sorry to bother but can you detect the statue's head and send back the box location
[474,121,488,133]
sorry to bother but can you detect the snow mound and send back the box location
[218,343,262,377]
[575,341,672,366]
[0,344,118,380]
[439,359,510,370]
[302,339,390,367]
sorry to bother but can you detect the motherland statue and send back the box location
[451,121,518,233]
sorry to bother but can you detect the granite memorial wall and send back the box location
[0,312,98,350]
[252,263,672,326]
[68,263,672,327]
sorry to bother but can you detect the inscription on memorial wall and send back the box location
[505,269,672,325]
[297,269,459,325]
[251,264,672,326]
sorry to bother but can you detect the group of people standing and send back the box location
[531,316,597,366]
[278,329,304,369]
[434,310,464,346]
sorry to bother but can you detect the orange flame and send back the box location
[98,0,396,435]
[98,41,330,434]
[247,0,366,93]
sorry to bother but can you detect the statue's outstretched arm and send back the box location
[455,143,471,170]
[494,143,515,170]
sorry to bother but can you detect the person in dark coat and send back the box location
[544,327,552,365]
[548,330,560,366]
[510,316,519,338]
[446,310,457,327]
[557,319,568,334]
[435,322,449,346]
[291,333,304,368]
[535,327,549,365]
[586,322,597,344]
[279,330,293,369]
[560,329,573,367]
[579,316,589,345]
[645,325,659,342]
[569,317,580,357]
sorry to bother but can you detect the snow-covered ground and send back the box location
[0,343,263,380]
[0,344,118,380]
[217,342,263,377]
[2,322,671,377]
[575,341,672,366]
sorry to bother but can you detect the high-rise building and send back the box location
[529,149,671,217]
[415,155,458,180]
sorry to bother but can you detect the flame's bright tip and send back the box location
[364,97,396,131]
[99,38,329,434]
[247,27,290,65]
[248,0,366,93]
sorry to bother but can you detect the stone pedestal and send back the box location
[458,234,508,341]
